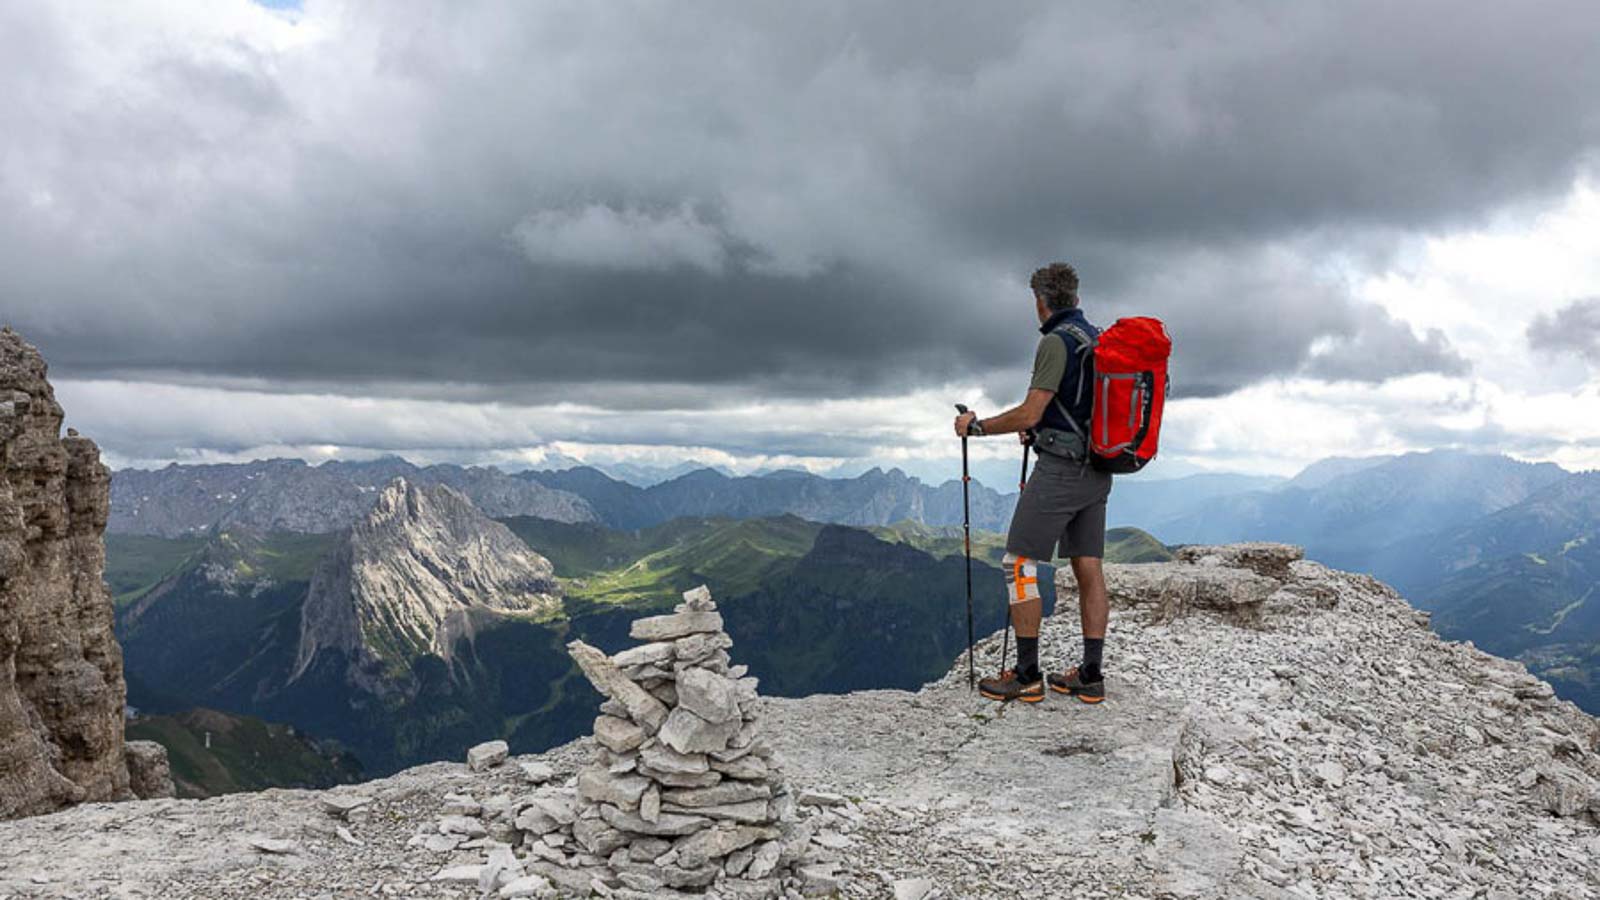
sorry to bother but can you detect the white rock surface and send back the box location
[3,555,1599,899]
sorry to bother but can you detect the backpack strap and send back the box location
[1050,324,1097,438]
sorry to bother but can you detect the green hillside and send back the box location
[105,533,207,605]
[113,513,1171,778]
[126,708,363,798]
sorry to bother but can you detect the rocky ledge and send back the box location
[2,545,1598,898]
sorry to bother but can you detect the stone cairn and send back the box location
[432,585,818,899]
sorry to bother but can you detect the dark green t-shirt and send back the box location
[1029,334,1068,393]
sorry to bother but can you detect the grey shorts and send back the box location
[1005,452,1113,560]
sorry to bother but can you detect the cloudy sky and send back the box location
[6,1,1600,485]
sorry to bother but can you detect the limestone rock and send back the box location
[568,640,669,731]
[578,770,651,809]
[630,611,725,642]
[0,329,131,820]
[595,715,648,753]
[123,741,175,800]
[676,667,742,724]
[658,706,741,755]
[1175,542,1305,580]
[467,740,510,772]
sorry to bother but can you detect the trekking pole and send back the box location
[1000,439,1030,674]
[955,404,976,690]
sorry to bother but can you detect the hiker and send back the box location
[953,263,1111,704]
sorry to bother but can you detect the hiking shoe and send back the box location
[978,669,1044,703]
[1047,667,1107,704]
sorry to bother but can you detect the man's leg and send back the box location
[978,552,1046,702]
[1070,555,1108,683]
[1003,553,1043,679]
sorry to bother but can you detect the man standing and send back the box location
[953,263,1111,704]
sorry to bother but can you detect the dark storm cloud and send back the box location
[1527,298,1600,364]
[3,0,1598,410]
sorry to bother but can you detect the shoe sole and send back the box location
[1048,683,1107,704]
[979,688,1045,703]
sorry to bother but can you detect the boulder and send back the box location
[658,706,741,755]
[123,741,175,800]
[467,740,510,772]
[676,668,742,724]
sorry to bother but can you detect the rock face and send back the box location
[0,328,133,819]
[291,477,563,692]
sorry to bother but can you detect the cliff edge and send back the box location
[0,328,133,819]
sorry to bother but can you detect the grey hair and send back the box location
[1030,263,1080,310]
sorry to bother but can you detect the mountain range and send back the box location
[112,473,1170,780]
[108,457,598,536]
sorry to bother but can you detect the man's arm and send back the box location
[953,389,1054,437]
[980,389,1054,435]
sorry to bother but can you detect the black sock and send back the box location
[1080,637,1104,682]
[1015,637,1039,680]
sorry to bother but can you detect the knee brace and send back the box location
[1002,552,1042,639]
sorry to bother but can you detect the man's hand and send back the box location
[954,410,978,437]
[1019,429,1035,446]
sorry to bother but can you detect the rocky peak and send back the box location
[291,477,562,690]
[0,328,172,820]
[4,542,1600,896]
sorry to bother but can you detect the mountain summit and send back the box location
[5,543,1598,897]
[292,478,563,694]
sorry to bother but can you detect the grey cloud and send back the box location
[2,0,1595,432]
[1528,297,1600,364]
[1302,307,1470,384]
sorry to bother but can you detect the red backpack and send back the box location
[1086,317,1170,474]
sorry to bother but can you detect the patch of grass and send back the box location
[105,534,208,606]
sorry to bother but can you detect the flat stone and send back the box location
[519,761,556,784]
[674,631,733,664]
[569,640,670,731]
[641,742,711,775]
[579,769,651,809]
[681,584,716,610]
[432,864,484,883]
[677,667,742,724]
[796,791,846,808]
[318,793,372,818]
[662,782,771,808]
[439,815,488,837]
[659,706,741,755]
[573,818,629,856]
[467,740,510,772]
[498,873,553,898]
[713,755,770,780]
[640,766,723,788]
[600,803,711,837]
[630,611,725,642]
[661,798,770,824]
[613,641,677,668]
[674,824,781,869]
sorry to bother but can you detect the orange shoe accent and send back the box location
[1076,694,1105,704]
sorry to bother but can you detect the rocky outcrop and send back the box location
[2,544,1598,897]
[291,478,563,694]
[0,328,135,819]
